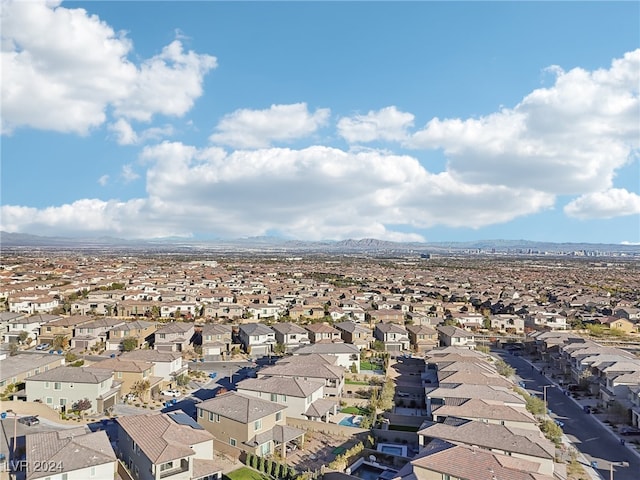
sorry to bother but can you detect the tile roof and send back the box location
[26,429,115,480]
[292,343,360,355]
[117,411,213,464]
[237,376,325,397]
[199,391,286,423]
[27,366,113,384]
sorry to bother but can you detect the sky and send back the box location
[1,1,639,245]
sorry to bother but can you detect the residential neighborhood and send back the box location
[1,251,639,480]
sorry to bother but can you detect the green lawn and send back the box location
[225,467,269,480]
[340,406,369,415]
[360,361,383,371]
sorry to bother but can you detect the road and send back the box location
[500,351,639,480]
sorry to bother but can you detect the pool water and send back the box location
[377,443,408,456]
[351,464,385,480]
[339,415,363,427]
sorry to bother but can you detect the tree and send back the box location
[65,351,78,363]
[9,343,19,356]
[122,337,138,352]
[18,331,28,343]
[53,335,68,351]
[73,398,92,417]
[372,340,385,352]
[176,374,190,387]
[131,380,151,400]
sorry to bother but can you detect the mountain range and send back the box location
[1,231,638,255]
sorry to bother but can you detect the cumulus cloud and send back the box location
[408,49,640,195]
[564,188,640,219]
[0,142,554,240]
[209,103,330,149]
[121,164,140,183]
[1,0,216,135]
[109,119,175,145]
[337,106,415,143]
[98,175,109,186]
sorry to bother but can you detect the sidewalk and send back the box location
[523,356,640,464]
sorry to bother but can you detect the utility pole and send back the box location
[543,385,551,420]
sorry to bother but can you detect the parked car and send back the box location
[35,343,50,351]
[18,416,39,426]
[161,389,181,397]
[620,426,640,436]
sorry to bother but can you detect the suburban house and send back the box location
[406,324,438,353]
[8,295,59,314]
[71,316,125,350]
[3,314,60,346]
[430,398,539,431]
[291,343,361,373]
[370,308,405,325]
[120,349,188,388]
[288,305,325,321]
[257,355,346,397]
[37,314,94,346]
[200,323,233,358]
[197,391,305,458]
[237,323,276,356]
[117,410,223,480]
[106,319,158,351]
[436,325,476,349]
[394,439,555,480]
[417,418,556,476]
[154,322,196,352]
[0,352,65,394]
[25,366,120,414]
[89,356,163,401]
[26,428,116,480]
[333,321,373,350]
[236,376,333,420]
[246,304,283,321]
[304,323,342,344]
[597,316,636,334]
[373,323,410,352]
[271,322,311,351]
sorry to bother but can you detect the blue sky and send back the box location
[2,1,639,244]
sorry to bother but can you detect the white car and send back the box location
[161,389,181,397]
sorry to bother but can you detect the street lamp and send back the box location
[3,409,17,461]
[542,385,552,420]
[609,461,629,480]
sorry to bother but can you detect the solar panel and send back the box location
[168,410,204,429]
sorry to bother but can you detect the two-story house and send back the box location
[71,316,125,350]
[197,391,304,458]
[26,428,116,480]
[236,376,333,420]
[333,321,373,350]
[200,324,233,358]
[25,366,120,414]
[117,411,223,480]
[257,355,345,397]
[120,349,187,389]
[406,324,438,353]
[3,314,61,346]
[304,323,342,344]
[374,323,410,352]
[291,343,361,373]
[436,325,476,349]
[270,323,311,352]
[89,356,163,401]
[237,323,276,356]
[154,322,196,352]
[106,319,157,351]
[37,315,94,347]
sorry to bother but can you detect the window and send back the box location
[230,438,237,447]
[281,395,287,402]
[44,382,50,389]
[54,382,61,390]
[198,409,203,418]
[117,372,123,379]
[160,461,174,471]
[215,414,220,423]
[46,397,53,404]
[59,398,66,406]
[275,412,282,422]
[90,467,96,477]
[209,412,214,422]
[260,442,270,455]
[254,419,262,431]
[159,333,166,339]
[61,474,68,480]
[271,393,277,402]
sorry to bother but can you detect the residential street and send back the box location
[500,351,640,480]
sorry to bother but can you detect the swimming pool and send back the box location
[377,443,408,456]
[339,414,363,427]
[350,464,385,480]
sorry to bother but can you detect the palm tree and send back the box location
[130,379,151,401]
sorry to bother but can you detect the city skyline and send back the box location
[2,1,639,244]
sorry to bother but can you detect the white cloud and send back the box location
[121,164,140,183]
[98,175,109,186]
[109,119,138,145]
[0,142,554,240]
[209,103,330,149]
[408,49,640,195]
[564,188,640,219]
[1,0,216,135]
[337,106,415,143]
